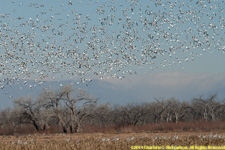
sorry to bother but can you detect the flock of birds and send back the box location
[0,0,225,97]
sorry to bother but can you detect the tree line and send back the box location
[0,85,225,134]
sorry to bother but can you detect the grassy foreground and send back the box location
[1,132,225,150]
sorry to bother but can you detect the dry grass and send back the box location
[81,121,225,133]
[1,131,225,150]
[1,121,225,149]
[2,121,225,135]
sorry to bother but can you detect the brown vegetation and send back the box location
[1,120,225,136]
[1,131,225,150]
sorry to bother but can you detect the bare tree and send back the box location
[1,89,224,135]
[151,98,170,123]
[0,108,17,129]
[85,103,113,127]
[38,85,98,133]
[13,96,50,131]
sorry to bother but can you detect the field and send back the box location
[1,131,225,150]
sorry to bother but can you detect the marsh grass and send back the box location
[1,132,225,150]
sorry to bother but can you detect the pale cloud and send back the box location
[101,72,225,101]
[147,72,225,89]
[108,72,225,88]
[1,71,225,107]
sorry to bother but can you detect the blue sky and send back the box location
[0,0,225,108]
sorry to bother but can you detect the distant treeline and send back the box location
[0,85,225,135]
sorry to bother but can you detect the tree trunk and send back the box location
[62,126,67,133]
[32,121,40,131]
[175,113,179,123]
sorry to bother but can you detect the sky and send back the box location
[0,0,225,108]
